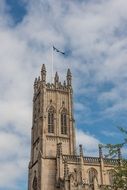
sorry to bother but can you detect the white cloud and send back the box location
[0,0,127,189]
[76,129,100,156]
[0,131,29,188]
[98,90,120,104]
[0,159,27,189]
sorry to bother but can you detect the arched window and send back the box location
[32,173,37,190]
[48,107,54,133]
[61,109,67,135]
[88,168,98,184]
[108,170,115,186]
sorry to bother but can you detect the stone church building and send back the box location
[28,64,120,190]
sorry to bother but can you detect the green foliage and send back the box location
[103,127,127,190]
[113,160,127,190]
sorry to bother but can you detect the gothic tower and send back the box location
[28,64,76,190]
[28,64,119,190]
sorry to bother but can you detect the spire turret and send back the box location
[41,64,46,84]
[54,72,59,83]
[54,72,59,87]
[34,77,38,93]
[79,144,83,157]
[118,147,122,160]
[99,144,103,158]
[67,68,72,86]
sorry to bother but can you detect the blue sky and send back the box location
[5,0,27,24]
[0,0,127,189]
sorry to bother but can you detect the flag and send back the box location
[53,46,65,55]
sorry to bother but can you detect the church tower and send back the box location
[28,64,76,190]
[28,64,119,190]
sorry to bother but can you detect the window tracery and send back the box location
[61,109,67,135]
[48,106,55,133]
[88,168,98,184]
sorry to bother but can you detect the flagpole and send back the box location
[51,46,54,83]
[51,46,65,83]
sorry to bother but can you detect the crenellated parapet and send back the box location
[63,155,80,163]
[62,144,120,167]
[83,157,100,164]
[46,81,68,91]
[103,158,119,165]
[33,64,72,98]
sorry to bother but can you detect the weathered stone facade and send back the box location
[28,65,119,190]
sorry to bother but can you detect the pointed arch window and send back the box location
[32,173,37,190]
[61,109,67,135]
[108,170,115,186]
[88,168,98,184]
[48,107,55,133]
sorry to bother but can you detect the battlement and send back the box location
[62,154,119,166]
[83,156,100,164]
[63,155,80,163]
[46,82,68,91]
[34,64,72,96]
[59,144,121,167]
[103,158,119,165]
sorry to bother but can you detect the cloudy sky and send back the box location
[0,0,127,189]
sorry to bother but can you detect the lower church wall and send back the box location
[41,158,56,190]
[59,157,115,190]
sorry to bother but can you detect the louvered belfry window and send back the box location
[48,107,54,133]
[61,110,67,135]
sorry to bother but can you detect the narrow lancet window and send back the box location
[88,168,98,184]
[48,107,54,133]
[61,110,67,135]
[32,171,37,190]
[109,170,115,186]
